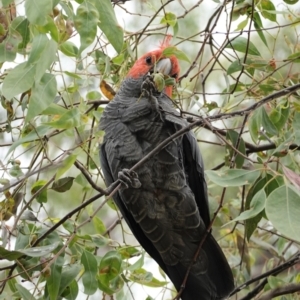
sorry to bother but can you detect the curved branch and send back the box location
[231,252,300,297]
[259,283,300,300]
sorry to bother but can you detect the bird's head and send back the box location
[127,37,180,97]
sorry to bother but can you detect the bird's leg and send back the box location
[118,169,141,189]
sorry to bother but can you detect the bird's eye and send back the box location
[145,56,152,65]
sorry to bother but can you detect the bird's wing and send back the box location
[182,131,211,228]
[99,143,169,273]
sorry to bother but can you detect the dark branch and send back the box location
[231,252,300,298]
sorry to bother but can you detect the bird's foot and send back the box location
[141,75,164,121]
[141,74,157,96]
[118,169,141,189]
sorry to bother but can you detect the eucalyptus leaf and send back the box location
[81,250,98,295]
[25,0,52,25]
[266,185,300,242]
[2,62,36,100]
[74,2,98,54]
[91,0,124,53]
[19,242,59,257]
[226,36,261,56]
[26,73,57,122]
[205,169,260,187]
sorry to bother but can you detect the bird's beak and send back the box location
[156,58,172,76]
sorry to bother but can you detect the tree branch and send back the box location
[259,283,300,300]
[231,252,300,298]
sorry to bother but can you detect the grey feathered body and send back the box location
[99,77,234,299]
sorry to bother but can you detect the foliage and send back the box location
[0,0,300,299]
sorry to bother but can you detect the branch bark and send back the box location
[259,283,300,300]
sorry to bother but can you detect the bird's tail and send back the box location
[166,233,234,300]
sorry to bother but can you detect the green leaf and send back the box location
[269,134,293,157]
[283,0,298,4]
[286,51,300,63]
[205,169,260,187]
[0,242,59,260]
[260,0,277,22]
[91,0,124,53]
[40,16,60,42]
[98,275,124,295]
[86,91,101,100]
[236,18,248,30]
[10,16,30,53]
[2,0,15,5]
[98,251,123,295]
[25,0,53,26]
[231,189,266,222]
[268,276,286,288]
[99,251,122,282]
[227,59,243,75]
[0,246,24,261]
[51,177,74,192]
[293,112,300,144]
[283,166,300,190]
[162,46,190,63]
[90,234,110,247]
[15,283,36,300]
[55,154,77,180]
[81,250,98,295]
[269,102,289,131]
[27,34,57,82]
[19,242,59,257]
[126,252,144,271]
[62,220,75,233]
[26,73,57,122]
[106,198,118,211]
[260,106,278,135]
[59,41,79,57]
[45,108,81,129]
[7,125,51,156]
[31,180,48,203]
[226,36,261,56]
[42,103,68,116]
[62,280,78,300]
[249,108,261,143]
[253,12,268,47]
[64,71,82,79]
[160,12,177,27]
[118,246,140,259]
[27,34,49,65]
[2,61,36,100]
[0,30,21,62]
[245,176,266,240]
[129,268,168,287]
[58,265,81,298]
[225,130,246,168]
[93,216,107,235]
[46,253,64,300]
[74,2,98,54]
[7,277,18,294]
[266,185,300,242]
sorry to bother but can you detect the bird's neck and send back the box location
[118,76,144,98]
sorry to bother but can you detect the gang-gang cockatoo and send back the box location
[99,37,234,300]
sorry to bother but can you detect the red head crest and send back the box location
[127,36,180,97]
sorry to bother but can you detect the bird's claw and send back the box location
[141,74,157,96]
[118,169,141,189]
[141,75,164,121]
